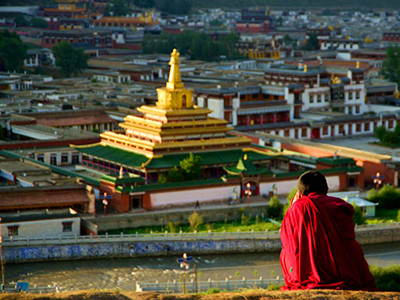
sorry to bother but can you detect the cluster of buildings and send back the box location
[0,2,400,237]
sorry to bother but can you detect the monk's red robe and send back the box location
[280,192,376,290]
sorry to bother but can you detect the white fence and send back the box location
[2,222,399,247]
[1,229,281,247]
[136,277,284,293]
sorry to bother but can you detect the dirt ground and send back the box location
[0,290,399,300]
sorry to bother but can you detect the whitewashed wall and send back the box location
[150,185,240,208]
[2,217,80,238]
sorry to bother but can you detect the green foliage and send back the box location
[52,41,88,77]
[374,124,400,147]
[167,221,178,233]
[240,213,251,225]
[188,211,203,231]
[397,209,400,221]
[180,153,202,180]
[31,17,48,28]
[381,44,400,86]
[351,202,366,225]
[134,0,155,8]
[142,31,242,61]
[374,125,386,141]
[267,195,283,218]
[167,166,184,182]
[155,0,192,14]
[304,33,319,50]
[367,185,400,209]
[157,173,168,184]
[266,283,283,291]
[0,30,27,72]
[286,188,297,202]
[105,0,131,16]
[205,288,220,294]
[370,265,400,291]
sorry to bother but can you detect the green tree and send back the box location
[351,202,366,225]
[304,33,319,50]
[374,125,386,141]
[134,0,155,8]
[105,0,131,16]
[0,30,27,72]
[31,17,48,28]
[188,211,203,231]
[52,41,88,77]
[267,195,283,218]
[167,166,184,182]
[381,44,400,86]
[180,153,202,180]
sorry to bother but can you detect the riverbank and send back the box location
[1,290,399,300]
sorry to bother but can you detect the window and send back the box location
[356,91,360,99]
[72,153,79,165]
[8,226,19,237]
[356,123,362,132]
[365,122,370,131]
[61,153,69,163]
[309,95,314,103]
[50,154,57,165]
[322,126,329,135]
[317,94,321,103]
[62,222,73,233]
[301,128,308,137]
[348,92,353,100]
[37,154,44,162]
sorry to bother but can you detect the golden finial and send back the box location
[304,65,307,73]
[356,61,360,69]
[396,90,399,99]
[166,49,184,90]
[244,154,247,160]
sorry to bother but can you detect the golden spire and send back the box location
[304,64,307,73]
[166,49,184,90]
[356,61,360,69]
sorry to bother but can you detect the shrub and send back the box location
[367,188,379,203]
[370,265,400,291]
[352,202,366,225]
[167,221,178,233]
[188,211,203,231]
[240,213,251,225]
[267,195,283,218]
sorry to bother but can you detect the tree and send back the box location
[351,202,366,225]
[304,33,319,50]
[134,0,155,8]
[267,195,283,218]
[0,30,27,72]
[106,0,131,16]
[374,125,386,141]
[52,41,88,77]
[167,166,184,182]
[180,153,202,180]
[188,211,203,231]
[381,45,400,86]
[31,17,48,28]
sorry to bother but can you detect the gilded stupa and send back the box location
[99,49,251,157]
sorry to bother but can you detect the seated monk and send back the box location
[280,170,377,290]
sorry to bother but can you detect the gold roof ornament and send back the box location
[330,73,342,84]
[304,64,307,73]
[166,49,184,90]
[356,61,360,69]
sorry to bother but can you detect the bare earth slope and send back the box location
[1,290,399,300]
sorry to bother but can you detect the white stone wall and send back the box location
[150,185,240,208]
[208,98,224,119]
[2,217,80,238]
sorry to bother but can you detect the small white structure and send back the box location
[329,191,378,217]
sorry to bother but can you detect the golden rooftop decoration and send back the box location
[96,48,251,157]
[330,73,342,84]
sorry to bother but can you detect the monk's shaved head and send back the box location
[297,170,328,196]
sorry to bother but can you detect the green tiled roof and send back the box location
[116,178,225,193]
[224,157,273,176]
[101,173,144,184]
[76,144,272,170]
